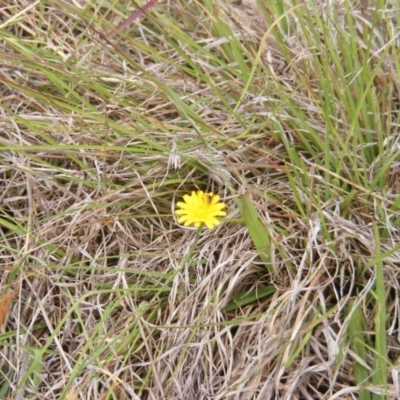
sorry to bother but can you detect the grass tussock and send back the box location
[0,0,400,399]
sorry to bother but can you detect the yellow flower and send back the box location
[175,190,227,229]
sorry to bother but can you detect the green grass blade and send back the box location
[372,223,388,399]
[347,299,372,400]
[240,193,271,271]
[224,285,276,312]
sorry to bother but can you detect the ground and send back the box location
[0,1,400,399]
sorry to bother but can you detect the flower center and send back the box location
[195,194,211,220]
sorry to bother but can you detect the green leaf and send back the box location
[241,194,272,271]
[224,285,276,312]
[346,299,372,400]
[372,223,388,400]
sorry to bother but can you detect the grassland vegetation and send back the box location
[0,1,400,399]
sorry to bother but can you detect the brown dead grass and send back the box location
[0,0,400,399]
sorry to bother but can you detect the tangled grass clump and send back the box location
[0,1,399,399]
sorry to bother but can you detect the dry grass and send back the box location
[0,0,400,399]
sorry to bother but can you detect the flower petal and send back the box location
[210,195,220,205]
[175,209,189,215]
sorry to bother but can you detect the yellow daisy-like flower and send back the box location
[175,190,227,229]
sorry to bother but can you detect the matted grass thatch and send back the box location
[1,0,400,399]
